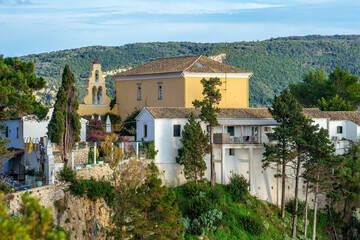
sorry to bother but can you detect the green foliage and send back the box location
[176,113,209,182]
[0,192,66,239]
[183,182,204,198]
[48,65,81,165]
[290,66,360,110]
[139,138,158,159]
[318,95,355,111]
[25,168,44,178]
[69,180,87,197]
[68,178,114,205]
[0,182,14,193]
[110,162,183,239]
[17,37,360,108]
[119,109,140,136]
[87,148,99,164]
[192,77,222,126]
[227,174,250,202]
[85,179,114,204]
[236,213,265,235]
[58,167,77,182]
[286,199,306,218]
[336,144,360,220]
[184,195,215,219]
[0,57,48,152]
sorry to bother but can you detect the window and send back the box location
[16,127,19,139]
[227,126,234,136]
[206,125,211,133]
[137,84,142,100]
[144,124,148,138]
[92,86,97,104]
[5,126,8,138]
[337,126,343,134]
[173,125,181,137]
[264,126,271,132]
[97,86,103,104]
[229,148,235,156]
[158,83,162,100]
[252,127,258,136]
[95,70,99,82]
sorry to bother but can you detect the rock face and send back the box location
[54,192,113,240]
[9,164,115,240]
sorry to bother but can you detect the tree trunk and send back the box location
[304,181,309,238]
[292,158,301,238]
[312,176,319,240]
[210,126,215,188]
[281,158,286,219]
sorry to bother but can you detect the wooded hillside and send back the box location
[18,35,360,107]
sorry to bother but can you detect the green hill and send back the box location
[18,35,360,107]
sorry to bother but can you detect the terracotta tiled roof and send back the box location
[145,107,327,119]
[113,55,252,77]
[326,111,360,125]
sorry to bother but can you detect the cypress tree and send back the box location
[176,113,210,183]
[48,65,81,165]
[193,77,222,188]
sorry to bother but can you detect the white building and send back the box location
[136,107,360,205]
[0,108,88,184]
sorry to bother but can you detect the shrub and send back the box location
[185,195,215,219]
[0,182,14,193]
[88,148,99,164]
[198,209,223,232]
[183,182,203,197]
[227,173,249,202]
[206,187,222,203]
[237,214,264,235]
[187,209,223,236]
[69,180,87,196]
[86,179,114,204]
[285,199,306,217]
[58,167,77,182]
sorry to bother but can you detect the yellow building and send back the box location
[112,55,252,119]
[78,61,116,116]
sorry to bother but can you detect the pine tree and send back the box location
[262,89,300,219]
[303,128,337,240]
[193,77,222,188]
[48,65,81,165]
[0,57,48,152]
[176,113,210,183]
[0,192,66,239]
[118,162,183,239]
[290,114,318,238]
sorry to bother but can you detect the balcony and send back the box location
[213,133,261,144]
[230,136,259,144]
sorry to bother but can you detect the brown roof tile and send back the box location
[326,111,360,125]
[113,55,251,77]
[145,107,325,119]
[145,107,360,125]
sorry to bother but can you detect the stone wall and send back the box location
[73,148,89,167]
[8,163,115,240]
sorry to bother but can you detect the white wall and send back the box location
[136,110,155,142]
[329,120,347,140]
[80,119,88,142]
[346,121,358,142]
[1,119,23,149]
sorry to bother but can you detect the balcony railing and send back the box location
[213,133,261,144]
[230,136,259,144]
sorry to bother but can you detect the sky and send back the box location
[1,0,360,57]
